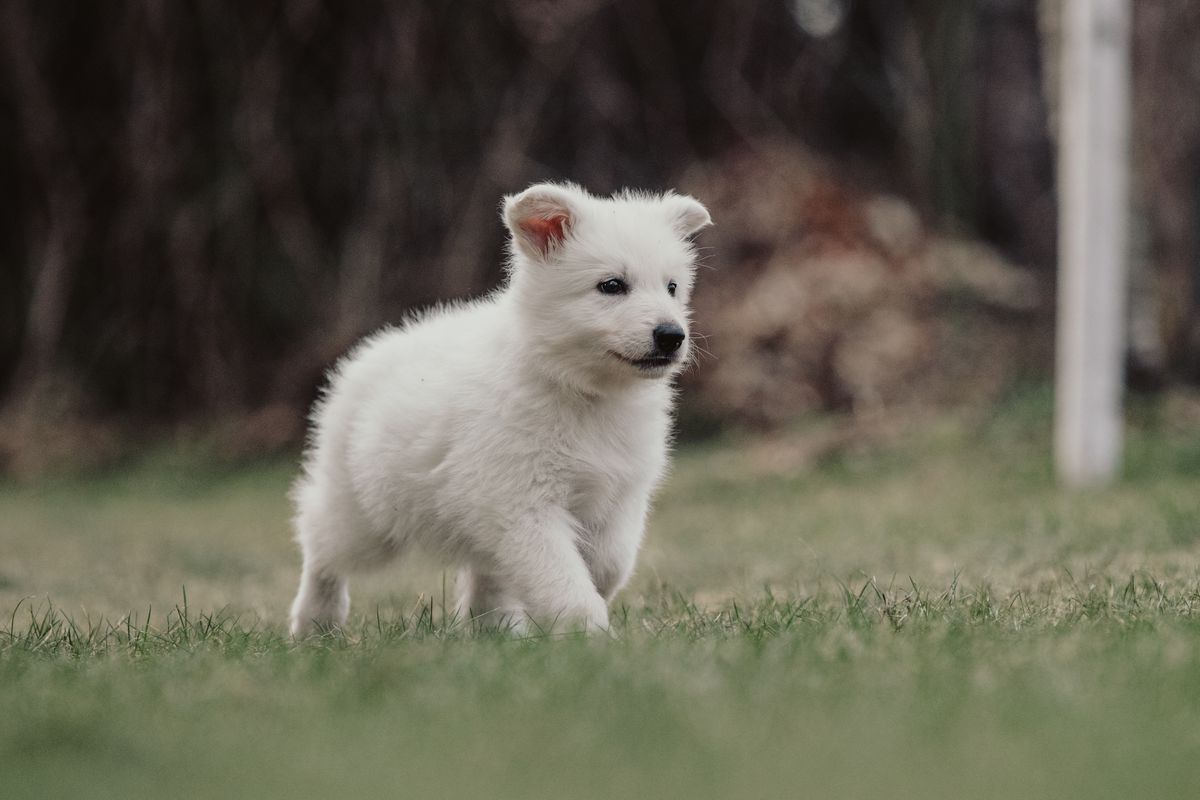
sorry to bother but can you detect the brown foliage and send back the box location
[680,143,1046,428]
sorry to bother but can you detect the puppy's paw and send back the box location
[559,593,610,635]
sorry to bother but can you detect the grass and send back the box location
[2,386,1200,798]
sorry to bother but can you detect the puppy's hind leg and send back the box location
[289,479,365,638]
[290,569,349,638]
[456,568,525,633]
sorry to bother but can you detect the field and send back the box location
[2,388,1199,799]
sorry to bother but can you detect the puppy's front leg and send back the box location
[587,493,651,602]
[487,508,609,633]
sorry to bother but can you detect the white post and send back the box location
[1055,0,1132,487]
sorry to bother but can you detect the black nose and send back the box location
[652,323,686,354]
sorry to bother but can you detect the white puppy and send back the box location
[288,182,711,636]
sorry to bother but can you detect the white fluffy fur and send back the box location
[288,182,711,636]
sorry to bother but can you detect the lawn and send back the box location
[2,387,1199,799]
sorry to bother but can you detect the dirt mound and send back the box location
[678,144,1050,429]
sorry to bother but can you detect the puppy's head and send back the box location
[503,182,711,392]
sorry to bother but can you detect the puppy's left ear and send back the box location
[504,183,579,262]
[663,194,712,238]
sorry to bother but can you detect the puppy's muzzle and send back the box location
[652,323,686,355]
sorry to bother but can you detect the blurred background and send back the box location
[1,0,1198,476]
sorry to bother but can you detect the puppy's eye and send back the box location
[667,281,678,297]
[598,278,628,296]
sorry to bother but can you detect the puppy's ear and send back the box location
[663,193,712,238]
[504,184,579,261]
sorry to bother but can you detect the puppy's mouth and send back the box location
[609,351,677,371]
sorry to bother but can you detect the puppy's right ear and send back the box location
[504,184,578,262]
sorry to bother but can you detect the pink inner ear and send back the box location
[519,213,569,255]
